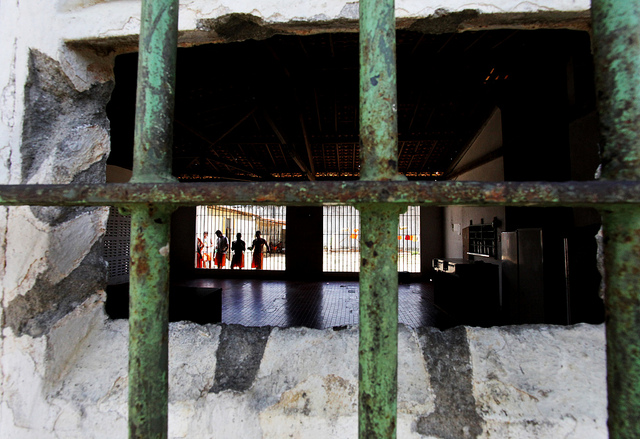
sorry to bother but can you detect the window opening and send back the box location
[323,205,360,272]
[0,1,637,436]
[398,206,421,272]
[323,205,420,272]
[196,205,286,270]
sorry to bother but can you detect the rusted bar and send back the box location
[128,205,173,438]
[128,0,178,437]
[592,0,640,437]
[358,203,403,438]
[359,0,399,181]
[131,1,178,184]
[358,0,400,435]
[3,180,640,207]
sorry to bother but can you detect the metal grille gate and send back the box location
[0,0,639,438]
[104,207,132,285]
[323,206,420,273]
[195,205,286,270]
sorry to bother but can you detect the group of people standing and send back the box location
[197,230,270,270]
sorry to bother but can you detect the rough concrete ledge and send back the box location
[0,308,606,438]
[468,324,607,438]
[64,9,591,55]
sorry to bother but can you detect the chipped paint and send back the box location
[127,1,179,438]
[592,0,640,436]
[3,180,640,207]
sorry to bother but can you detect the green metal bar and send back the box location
[359,0,401,435]
[359,0,399,182]
[600,208,640,438]
[358,203,403,437]
[128,0,178,438]
[131,0,179,184]
[128,205,173,438]
[3,181,640,207]
[592,1,640,437]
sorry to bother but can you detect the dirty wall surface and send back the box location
[0,0,601,438]
[1,297,608,438]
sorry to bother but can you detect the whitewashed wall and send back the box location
[0,0,602,438]
[444,109,506,260]
[1,305,609,438]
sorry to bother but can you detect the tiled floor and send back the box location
[182,278,452,329]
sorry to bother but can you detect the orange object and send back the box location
[231,253,244,269]
[252,252,264,269]
[214,252,226,268]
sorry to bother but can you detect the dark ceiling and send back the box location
[107,28,594,181]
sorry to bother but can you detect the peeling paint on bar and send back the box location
[358,0,401,435]
[357,203,404,438]
[128,205,174,439]
[2,181,640,207]
[130,1,178,184]
[127,0,179,438]
[359,0,398,182]
[592,0,640,437]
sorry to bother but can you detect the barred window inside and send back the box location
[323,206,420,273]
[195,205,286,271]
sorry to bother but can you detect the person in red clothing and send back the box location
[249,231,270,270]
[230,233,246,269]
[196,235,205,268]
[213,230,229,269]
[199,231,213,268]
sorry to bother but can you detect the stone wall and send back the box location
[0,298,607,438]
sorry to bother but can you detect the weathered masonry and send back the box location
[0,0,637,438]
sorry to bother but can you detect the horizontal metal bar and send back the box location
[0,180,638,207]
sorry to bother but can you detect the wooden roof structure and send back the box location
[107,29,594,181]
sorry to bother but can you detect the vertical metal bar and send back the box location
[132,0,179,184]
[359,0,398,182]
[128,206,173,438]
[592,1,640,437]
[358,0,402,435]
[128,0,178,438]
[358,203,402,437]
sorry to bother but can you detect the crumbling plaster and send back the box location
[0,0,604,437]
[56,0,592,38]
[0,300,607,438]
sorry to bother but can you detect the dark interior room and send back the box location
[104,28,603,329]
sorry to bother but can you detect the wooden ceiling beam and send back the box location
[265,143,277,167]
[208,107,257,148]
[205,156,266,178]
[463,31,487,53]
[491,30,519,50]
[263,110,316,181]
[175,116,270,178]
[299,114,316,176]
[418,140,439,173]
[175,109,256,151]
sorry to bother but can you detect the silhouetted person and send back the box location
[249,231,270,270]
[231,233,246,269]
[214,230,228,269]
